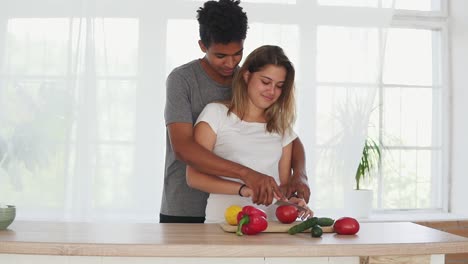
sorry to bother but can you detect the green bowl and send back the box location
[0,205,16,230]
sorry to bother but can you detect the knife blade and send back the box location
[274,200,308,212]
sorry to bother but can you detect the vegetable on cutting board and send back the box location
[236,205,268,236]
[288,217,318,235]
[311,225,323,237]
[317,217,335,226]
[288,217,336,237]
[219,221,334,233]
[224,205,242,226]
[276,205,299,224]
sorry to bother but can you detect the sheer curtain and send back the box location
[0,0,394,222]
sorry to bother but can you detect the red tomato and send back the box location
[275,205,298,224]
[333,217,360,235]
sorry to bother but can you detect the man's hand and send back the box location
[281,172,311,203]
[241,169,284,205]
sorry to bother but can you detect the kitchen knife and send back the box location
[274,200,308,212]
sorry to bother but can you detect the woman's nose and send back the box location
[265,84,275,94]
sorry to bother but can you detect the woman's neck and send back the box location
[232,103,266,123]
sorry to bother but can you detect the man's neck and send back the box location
[199,58,233,86]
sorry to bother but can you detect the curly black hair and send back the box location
[197,0,248,48]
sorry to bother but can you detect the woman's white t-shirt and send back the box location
[195,102,297,223]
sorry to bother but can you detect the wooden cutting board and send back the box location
[220,221,334,233]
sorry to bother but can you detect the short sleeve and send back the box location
[195,103,227,134]
[164,71,193,125]
[282,128,298,147]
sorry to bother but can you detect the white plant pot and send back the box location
[346,189,373,219]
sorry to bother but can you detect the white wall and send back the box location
[449,0,468,215]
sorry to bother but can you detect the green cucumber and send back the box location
[288,217,318,235]
[317,217,335,227]
[311,225,323,237]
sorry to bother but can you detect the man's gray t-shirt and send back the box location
[162,59,232,217]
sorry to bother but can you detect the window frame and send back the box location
[372,3,450,212]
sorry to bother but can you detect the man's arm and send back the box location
[186,121,244,195]
[187,166,244,195]
[282,137,311,203]
[278,142,293,186]
[168,122,284,205]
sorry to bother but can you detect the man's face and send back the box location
[199,41,244,79]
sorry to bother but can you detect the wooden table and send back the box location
[1,221,468,264]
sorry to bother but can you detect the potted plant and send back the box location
[321,96,383,218]
[349,137,382,218]
[355,137,381,190]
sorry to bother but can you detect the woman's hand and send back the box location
[240,186,253,197]
[288,196,314,220]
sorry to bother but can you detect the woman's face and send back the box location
[244,64,286,111]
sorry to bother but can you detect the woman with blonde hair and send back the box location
[186,45,312,222]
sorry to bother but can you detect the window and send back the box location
[318,0,442,11]
[0,16,142,219]
[0,0,449,221]
[313,1,448,212]
[376,26,446,210]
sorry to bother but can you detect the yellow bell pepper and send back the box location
[224,205,242,225]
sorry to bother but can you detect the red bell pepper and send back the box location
[236,205,268,236]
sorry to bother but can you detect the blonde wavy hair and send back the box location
[229,45,296,135]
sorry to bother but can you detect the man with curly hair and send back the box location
[161,0,310,223]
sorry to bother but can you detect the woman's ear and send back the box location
[243,71,250,83]
[198,40,207,53]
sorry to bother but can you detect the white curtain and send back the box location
[0,0,394,222]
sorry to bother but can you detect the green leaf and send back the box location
[355,137,383,190]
